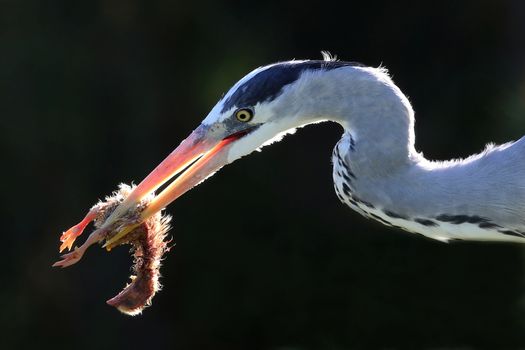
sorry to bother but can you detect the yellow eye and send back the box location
[235,108,253,122]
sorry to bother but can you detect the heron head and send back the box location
[102,59,362,246]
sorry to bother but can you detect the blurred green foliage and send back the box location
[2,0,525,349]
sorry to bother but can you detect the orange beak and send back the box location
[100,124,252,248]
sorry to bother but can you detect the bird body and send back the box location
[333,131,525,243]
[57,56,525,268]
[322,64,525,243]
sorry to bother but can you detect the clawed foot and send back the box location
[53,248,84,268]
[53,227,107,268]
[58,209,99,253]
[59,225,83,253]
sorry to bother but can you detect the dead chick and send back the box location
[53,184,172,315]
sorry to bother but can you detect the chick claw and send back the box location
[53,227,107,268]
[53,248,84,268]
[59,225,83,253]
[58,209,99,253]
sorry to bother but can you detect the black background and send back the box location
[3,1,525,349]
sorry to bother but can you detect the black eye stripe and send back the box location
[221,60,364,113]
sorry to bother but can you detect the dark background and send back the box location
[3,0,525,349]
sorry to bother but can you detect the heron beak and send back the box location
[101,124,251,249]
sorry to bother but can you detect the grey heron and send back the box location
[55,55,525,268]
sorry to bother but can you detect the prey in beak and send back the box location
[54,123,258,267]
[53,123,258,314]
[54,183,172,315]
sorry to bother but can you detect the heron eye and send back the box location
[235,108,253,122]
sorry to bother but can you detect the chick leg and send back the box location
[53,227,107,268]
[59,208,99,253]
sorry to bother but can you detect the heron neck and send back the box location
[287,67,525,226]
[323,70,523,222]
[338,108,417,177]
[321,68,419,176]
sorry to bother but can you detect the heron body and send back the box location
[322,63,525,243]
[332,131,525,243]
[56,56,525,268]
